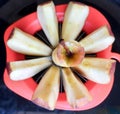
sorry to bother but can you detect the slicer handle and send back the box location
[110,52,120,62]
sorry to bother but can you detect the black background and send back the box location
[0,0,120,114]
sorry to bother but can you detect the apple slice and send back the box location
[79,26,115,53]
[52,40,85,67]
[32,65,60,110]
[37,1,59,47]
[62,1,89,41]
[7,28,52,56]
[7,57,52,81]
[74,57,116,84]
[62,68,92,108]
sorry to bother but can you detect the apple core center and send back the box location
[52,40,85,67]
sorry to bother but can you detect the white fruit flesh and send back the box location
[62,1,89,41]
[52,40,85,67]
[7,57,52,81]
[62,68,92,108]
[37,1,59,47]
[32,66,60,110]
[7,28,52,56]
[79,26,115,53]
[74,57,116,84]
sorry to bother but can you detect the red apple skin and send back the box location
[109,60,116,78]
[32,98,52,110]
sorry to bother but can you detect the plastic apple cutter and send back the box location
[4,4,120,111]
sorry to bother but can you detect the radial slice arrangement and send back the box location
[6,1,116,110]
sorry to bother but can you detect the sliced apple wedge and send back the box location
[32,65,60,110]
[37,1,59,47]
[74,57,116,84]
[7,28,52,56]
[52,40,85,67]
[7,57,52,81]
[62,1,89,41]
[79,26,115,53]
[62,68,92,108]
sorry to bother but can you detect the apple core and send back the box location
[52,40,85,67]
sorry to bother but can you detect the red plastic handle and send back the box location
[110,52,120,62]
[97,46,120,62]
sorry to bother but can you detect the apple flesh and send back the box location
[37,1,59,47]
[62,1,89,41]
[52,40,85,67]
[32,66,60,110]
[79,26,115,53]
[74,57,116,84]
[62,68,92,108]
[7,28,52,56]
[7,57,52,81]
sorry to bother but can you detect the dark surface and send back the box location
[0,0,120,114]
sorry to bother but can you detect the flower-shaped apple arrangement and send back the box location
[6,1,116,110]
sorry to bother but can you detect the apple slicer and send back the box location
[4,4,120,111]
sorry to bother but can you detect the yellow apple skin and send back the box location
[52,40,85,67]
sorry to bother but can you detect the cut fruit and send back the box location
[32,66,60,110]
[7,28,52,56]
[37,1,59,47]
[74,57,116,84]
[7,57,52,81]
[52,40,85,67]
[62,1,89,41]
[79,26,115,53]
[62,68,92,108]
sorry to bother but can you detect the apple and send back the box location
[62,68,92,108]
[74,57,116,84]
[7,28,52,56]
[62,1,89,41]
[52,39,85,67]
[79,26,115,53]
[7,57,52,81]
[37,1,59,47]
[32,65,60,110]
